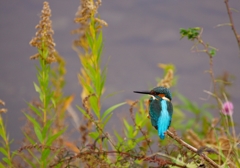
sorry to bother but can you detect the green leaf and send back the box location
[89,132,99,140]
[134,136,145,144]
[42,119,53,140]
[84,65,95,83]
[51,98,56,108]
[123,119,130,132]
[2,157,11,165]
[97,42,103,63]
[185,119,195,129]
[34,125,43,143]
[38,48,43,56]
[86,31,93,48]
[33,82,41,94]
[0,147,8,157]
[89,19,96,39]
[45,92,52,107]
[76,106,91,120]
[177,93,200,114]
[54,162,63,168]
[96,31,103,61]
[27,103,41,118]
[209,49,216,57]
[23,132,35,144]
[21,153,37,168]
[24,113,41,130]
[103,90,123,101]
[46,128,66,145]
[0,162,6,168]
[89,96,99,118]
[102,113,113,129]
[78,74,95,93]
[41,148,51,162]
[102,102,126,120]
[95,72,101,96]
[114,130,123,143]
[42,48,49,59]
[179,27,200,40]
[0,129,4,140]
[135,113,146,127]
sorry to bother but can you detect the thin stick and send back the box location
[224,0,240,54]
[166,130,220,168]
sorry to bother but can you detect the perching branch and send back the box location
[166,130,220,168]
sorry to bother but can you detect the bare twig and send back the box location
[197,37,217,94]
[49,150,145,167]
[50,149,185,168]
[195,34,222,108]
[145,152,190,168]
[224,0,240,54]
[166,130,220,168]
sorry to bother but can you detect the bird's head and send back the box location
[134,86,172,101]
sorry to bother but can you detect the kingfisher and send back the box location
[134,86,173,140]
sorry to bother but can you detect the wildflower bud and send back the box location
[222,101,234,115]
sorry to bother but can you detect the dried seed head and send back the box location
[0,109,7,114]
[0,99,5,106]
[95,18,108,27]
[72,0,107,48]
[158,69,174,88]
[0,100,7,114]
[29,1,56,64]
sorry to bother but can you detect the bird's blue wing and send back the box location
[149,98,161,130]
[158,99,172,139]
[167,100,173,128]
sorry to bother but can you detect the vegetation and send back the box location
[0,0,239,167]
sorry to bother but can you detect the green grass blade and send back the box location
[24,113,41,130]
[102,102,126,120]
[0,147,8,157]
[46,128,65,145]
[34,125,43,143]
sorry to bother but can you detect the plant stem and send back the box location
[224,0,240,54]
[197,37,222,108]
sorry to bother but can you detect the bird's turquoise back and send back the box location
[158,100,172,139]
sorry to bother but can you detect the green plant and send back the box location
[179,25,240,167]
[0,100,14,168]
[18,2,66,167]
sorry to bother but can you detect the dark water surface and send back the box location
[0,1,240,150]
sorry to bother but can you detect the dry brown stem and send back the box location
[224,0,240,54]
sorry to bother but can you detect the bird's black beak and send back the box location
[133,91,151,95]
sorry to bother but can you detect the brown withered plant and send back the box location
[29,1,56,64]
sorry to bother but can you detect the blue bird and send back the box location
[134,87,173,139]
